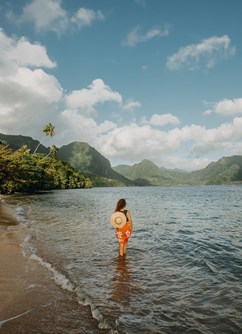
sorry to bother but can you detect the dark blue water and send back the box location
[6,186,242,333]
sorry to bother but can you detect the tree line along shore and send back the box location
[0,124,92,194]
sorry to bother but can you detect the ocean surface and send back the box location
[4,185,242,333]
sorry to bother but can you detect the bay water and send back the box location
[5,186,242,333]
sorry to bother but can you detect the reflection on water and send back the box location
[5,185,242,334]
[111,256,133,308]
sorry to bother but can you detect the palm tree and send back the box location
[50,145,58,157]
[17,145,31,156]
[42,145,58,160]
[33,123,55,154]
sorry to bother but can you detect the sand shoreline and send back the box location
[0,199,104,334]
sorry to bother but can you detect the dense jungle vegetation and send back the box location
[0,143,92,194]
[0,124,92,194]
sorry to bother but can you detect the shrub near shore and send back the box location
[0,143,92,194]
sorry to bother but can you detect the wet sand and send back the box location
[0,200,104,334]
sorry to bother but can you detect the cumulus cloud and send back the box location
[156,156,211,171]
[65,80,143,117]
[142,113,180,127]
[99,124,166,158]
[123,25,169,47]
[61,110,117,136]
[66,79,122,112]
[16,0,68,33]
[190,117,242,156]
[59,109,117,145]
[8,0,105,34]
[167,35,235,70]
[0,28,56,68]
[91,116,242,169]
[71,8,105,28]
[204,98,242,116]
[123,98,141,111]
[0,28,63,136]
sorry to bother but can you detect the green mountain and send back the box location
[57,142,133,186]
[1,132,242,186]
[114,156,242,185]
[113,159,177,185]
[188,155,242,184]
[0,133,48,154]
[0,133,133,187]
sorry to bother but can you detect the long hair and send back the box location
[115,198,126,212]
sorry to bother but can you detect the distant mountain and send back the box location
[1,132,242,186]
[113,159,176,185]
[188,155,242,184]
[57,142,133,186]
[114,156,242,185]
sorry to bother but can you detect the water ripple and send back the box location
[6,185,242,334]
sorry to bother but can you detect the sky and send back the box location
[0,0,242,170]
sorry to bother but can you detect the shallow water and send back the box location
[5,185,242,333]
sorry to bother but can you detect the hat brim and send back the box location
[110,212,126,228]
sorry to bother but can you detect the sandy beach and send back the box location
[0,200,103,334]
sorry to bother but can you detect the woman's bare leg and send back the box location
[119,243,124,256]
[123,243,127,255]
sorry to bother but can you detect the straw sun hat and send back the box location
[110,211,126,228]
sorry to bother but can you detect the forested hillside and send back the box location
[1,132,242,188]
[57,142,133,186]
[114,157,242,185]
[0,143,92,194]
[0,133,133,188]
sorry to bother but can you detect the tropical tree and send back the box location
[33,123,55,154]
[49,144,58,157]
[0,143,92,194]
[17,145,31,156]
[42,145,58,160]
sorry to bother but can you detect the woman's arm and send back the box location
[127,211,133,230]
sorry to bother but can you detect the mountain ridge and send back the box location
[0,133,133,187]
[114,156,242,185]
[57,141,134,186]
[1,132,242,186]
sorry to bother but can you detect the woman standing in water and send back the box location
[114,198,133,256]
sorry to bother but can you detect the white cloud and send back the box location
[59,109,117,145]
[13,67,62,102]
[123,98,141,111]
[9,0,106,34]
[204,98,242,116]
[167,35,235,70]
[0,28,56,68]
[20,0,68,33]
[0,28,61,101]
[190,117,242,156]
[71,8,105,28]
[66,79,122,111]
[142,113,180,127]
[0,28,63,136]
[156,156,211,171]
[123,25,169,47]
[92,117,242,168]
[99,124,166,158]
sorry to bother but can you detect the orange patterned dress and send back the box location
[115,210,132,244]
